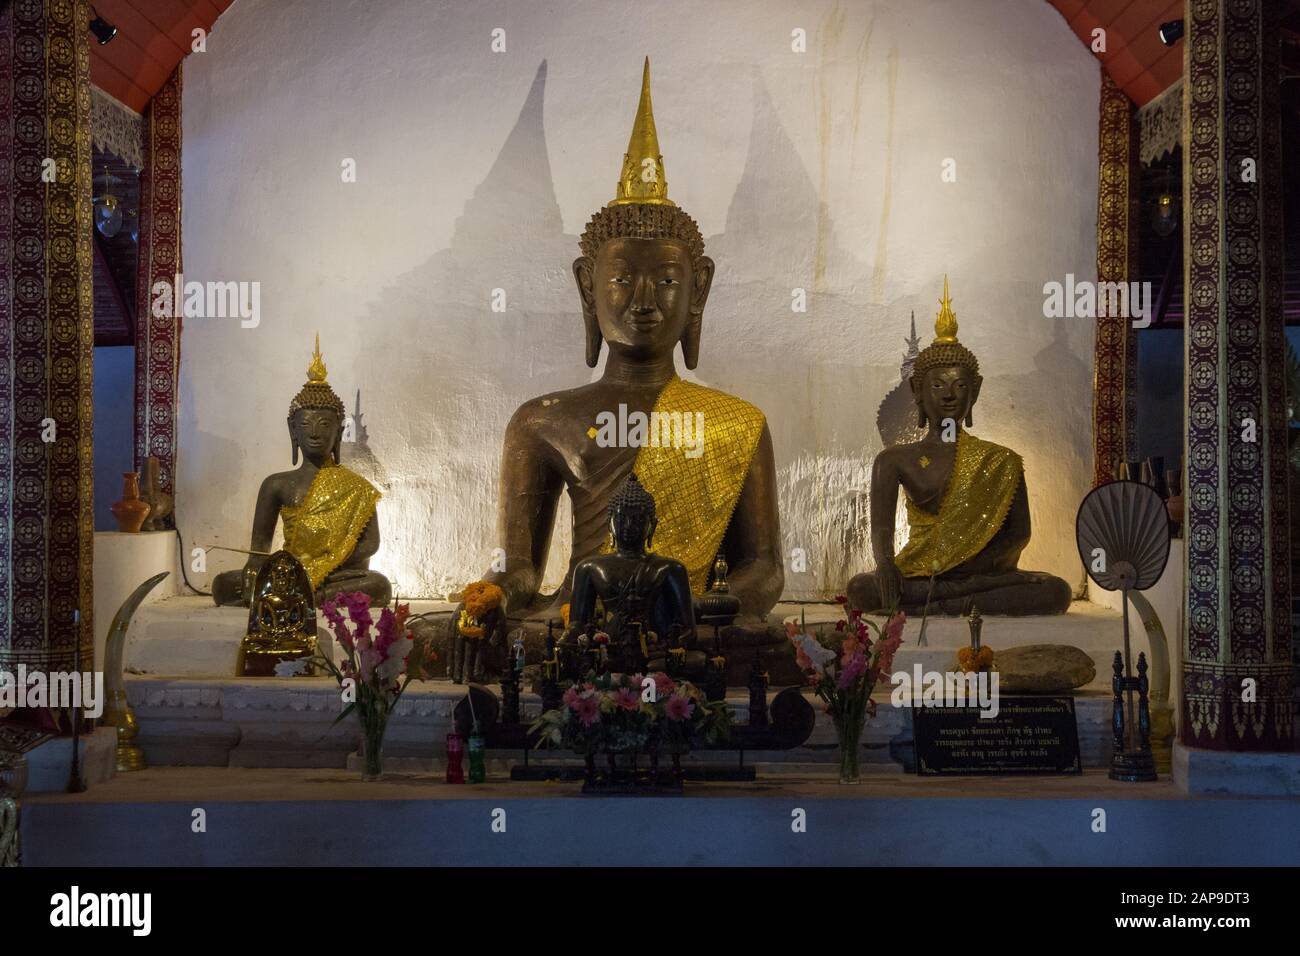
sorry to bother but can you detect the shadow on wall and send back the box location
[345,58,1076,602]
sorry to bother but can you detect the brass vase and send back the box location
[110,472,151,533]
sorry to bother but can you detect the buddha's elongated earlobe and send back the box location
[574,257,602,368]
[645,517,657,551]
[964,409,974,428]
[681,314,701,370]
[682,256,715,370]
[289,420,299,465]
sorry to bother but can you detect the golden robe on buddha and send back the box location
[894,431,1022,578]
[280,464,382,589]
[627,376,765,594]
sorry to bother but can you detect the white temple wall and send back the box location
[178,0,1100,601]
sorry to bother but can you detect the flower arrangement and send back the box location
[531,671,729,758]
[788,597,905,783]
[458,581,505,638]
[957,645,995,673]
[311,592,438,779]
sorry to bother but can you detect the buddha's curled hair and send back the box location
[579,203,705,263]
[609,473,657,525]
[287,381,346,426]
[910,341,981,383]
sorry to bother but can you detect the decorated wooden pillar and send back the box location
[1181,0,1293,751]
[1092,70,1140,487]
[0,0,96,673]
[134,66,182,499]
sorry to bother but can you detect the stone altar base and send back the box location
[124,597,1134,691]
[1173,741,1300,797]
[21,765,1300,866]
[23,728,117,793]
[123,675,1129,770]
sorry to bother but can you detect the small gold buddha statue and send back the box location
[212,337,392,607]
[466,59,783,624]
[846,278,1072,617]
[237,549,318,676]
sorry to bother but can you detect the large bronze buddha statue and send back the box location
[212,338,392,608]
[846,279,1072,617]
[470,59,783,626]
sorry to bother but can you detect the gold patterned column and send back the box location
[1092,70,1140,487]
[1181,0,1292,751]
[0,0,96,675]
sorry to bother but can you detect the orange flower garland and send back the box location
[458,580,505,640]
[957,646,995,673]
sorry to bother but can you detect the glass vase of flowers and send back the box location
[788,599,905,784]
[310,592,438,781]
[531,670,729,787]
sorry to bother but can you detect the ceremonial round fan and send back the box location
[1076,479,1171,781]
[1076,479,1170,593]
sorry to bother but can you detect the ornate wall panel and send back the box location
[0,0,95,673]
[133,66,182,497]
[1181,0,1293,751]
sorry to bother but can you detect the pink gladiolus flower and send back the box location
[665,694,694,721]
[652,672,676,697]
[837,651,867,690]
[575,695,601,727]
[373,608,398,660]
[613,687,640,711]
[876,633,902,677]
[886,611,906,643]
[320,600,344,629]
[359,647,382,684]
[784,619,800,639]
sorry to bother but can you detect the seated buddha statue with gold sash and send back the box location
[212,338,392,608]
[846,279,1072,617]
[464,60,783,626]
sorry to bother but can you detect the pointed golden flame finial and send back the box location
[306,332,328,383]
[934,274,959,344]
[609,57,674,207]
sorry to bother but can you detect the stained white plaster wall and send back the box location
[179,0,1100,601]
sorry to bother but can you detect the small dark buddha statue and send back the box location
[846,278,1072,617]
[566,474,696,672]
[465,59,783,624]
[212,337,392,608]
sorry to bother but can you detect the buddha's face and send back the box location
[574,236,714,366]
[610,510,656,552]
[291,408,341,464]
[915,365,981,430]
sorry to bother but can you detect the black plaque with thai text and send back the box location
[913,695,1082,775]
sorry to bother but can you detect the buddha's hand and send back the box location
[876,558,903,612]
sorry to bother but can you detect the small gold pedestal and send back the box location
[236,636,317,678]
[101,689,146,773]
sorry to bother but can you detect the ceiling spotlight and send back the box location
[1158,20,1184,46]
[89,7,117,45]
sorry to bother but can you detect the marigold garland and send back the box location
[957,646,995,673]
[458,581,505,639]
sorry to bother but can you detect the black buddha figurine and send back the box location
[566,474,696,672]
